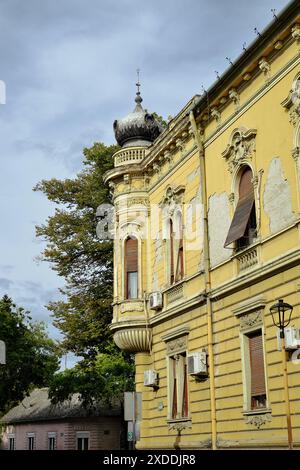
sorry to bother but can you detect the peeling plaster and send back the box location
[208,192,231,267]
[187,166,200,184]
[263,157,295,234]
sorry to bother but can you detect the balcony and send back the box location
[110,300,151,353]
[114,147,146,167]
[236,244,259,273]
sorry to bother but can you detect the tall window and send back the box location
[248,331,267,410]
[169,353,189,420]
[27,434,35,450]
[169,220,174,284]
[8,435,15,450]
[48,433,56,450]
[224,166,257,250]
[125,237,138,299]
[169,215,184,285]
[76,432,89,451]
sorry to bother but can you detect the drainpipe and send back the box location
[189,110,217,450]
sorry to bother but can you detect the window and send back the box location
[125,237,138,299]
[27,434,35,450]
[8,435,15,450]
[248,331,267,410]
[76,432,90,451]
[169,214,184,285]
[169,353,189,420]
[48,433,56,450]
[224,167,257,250]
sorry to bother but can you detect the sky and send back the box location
[0,0,290,357]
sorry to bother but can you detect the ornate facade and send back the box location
[104,1,300,449]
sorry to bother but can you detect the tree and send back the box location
[48,347,134,407]
[34,143,119,358]
[0,295,59,415]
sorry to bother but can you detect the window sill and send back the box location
[242,408,272,416]
[167,418,192,432]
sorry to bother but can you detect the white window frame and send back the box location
[76,431,90,451]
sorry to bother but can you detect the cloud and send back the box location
[0,0,290,344]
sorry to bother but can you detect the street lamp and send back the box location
[270,299,294,450]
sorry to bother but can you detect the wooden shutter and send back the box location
[125,237,138,272]
[172,359,177,419]
[249,332,266,397]
[224,167,255,247]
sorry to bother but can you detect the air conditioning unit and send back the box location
[187,352,207,376]
[144,370,158,387]
[277,327,300,351]
[149,292,163,310]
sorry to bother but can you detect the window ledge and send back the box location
[167,418,192,432]
[243,408,272,416]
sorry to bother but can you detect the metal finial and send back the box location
[254,27,261,37]
[243,42,247,52]
[215,71,220,80]
[136,68,141,93]
[134,68,143,110]
[226,57,233,66]
[271,8,278,19]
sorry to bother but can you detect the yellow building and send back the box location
[104,0,300,449]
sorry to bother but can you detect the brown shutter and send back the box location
[224,193,254,247]
[249,332,266,397]
[224,167,255,247]
[125,237,138,272]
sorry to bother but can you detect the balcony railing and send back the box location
[236,245,258,272]
[114,147,146,167]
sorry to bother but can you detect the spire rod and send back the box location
[134,68,143,111]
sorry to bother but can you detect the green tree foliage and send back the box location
[49,347,134,407]
[34,143,119,358]
[0,295,59,415]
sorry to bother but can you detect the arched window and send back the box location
[224,166,257,250]
[125,237,138,299]
[169,213,184,285]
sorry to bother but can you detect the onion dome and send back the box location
[113,82,163,148]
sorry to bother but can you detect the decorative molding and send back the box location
[292,146,300,161]
[259,58,271,82]
[281,75,300,126]
[243,73,252,81]
[211,106,221,127]
[167,419,192,432]
[244,411,272,429]
[229,88,240,110]
[222,127,257,173]
[239,310,262,331]
[120,301,144,313]
[232,295,266,317]
[291,24,300,46]
[167,283,184,303]
[162,326,190,343]
[113,328,151,353]
[228,192,235,205]
[160,185,185,208]
[274,40,283,51]
[126,197,149,208]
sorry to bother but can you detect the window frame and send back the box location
[47,432,56,450]
[27,433,35,451]
[76,431,90,451]
[167,352,189,421]
[8,434,15,451]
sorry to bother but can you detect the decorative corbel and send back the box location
[229,88,240,111]
[176,138,184,153]
[123,174,131,185]
[259,58,271,83]
[153,162,160,174]
[292,24,300,47]
[211,106,221,127]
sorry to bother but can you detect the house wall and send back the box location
[1,417,122,450]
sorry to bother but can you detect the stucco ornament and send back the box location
[222,127,257,173]
[245,412,272,429]
[281,76,300,126]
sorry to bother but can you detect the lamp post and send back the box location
[270,299,293,450]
